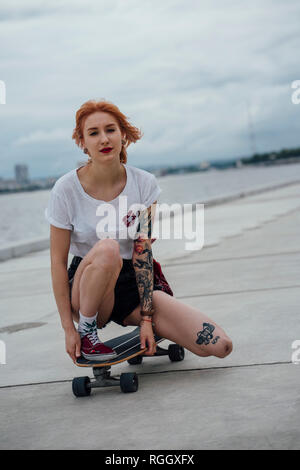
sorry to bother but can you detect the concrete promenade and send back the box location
[0,182,300,449]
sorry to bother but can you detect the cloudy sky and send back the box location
[0,0,299,178]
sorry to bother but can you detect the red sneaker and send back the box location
[80,330,117,361]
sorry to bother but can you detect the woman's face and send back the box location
[82,111,124,163]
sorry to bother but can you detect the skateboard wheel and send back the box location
[72,376,91,397]
[168,344,185,362]
[127,355,143,365]
[120,373,139,393]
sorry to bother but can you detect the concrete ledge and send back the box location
[202,178,300,207]
[0,237,49,262]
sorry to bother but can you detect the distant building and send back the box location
[0,179,19,191]
[15,164,29,184]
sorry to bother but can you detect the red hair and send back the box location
[72,99,143,164]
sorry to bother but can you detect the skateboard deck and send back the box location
[75,326,164,368]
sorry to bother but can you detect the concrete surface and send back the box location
[0,183,300,450]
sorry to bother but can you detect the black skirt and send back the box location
[67,256,173,327]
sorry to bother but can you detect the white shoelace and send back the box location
[86,329,101,346]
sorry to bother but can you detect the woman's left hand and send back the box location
[140,322,157,356]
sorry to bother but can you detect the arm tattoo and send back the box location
[132,244,154,312]
[136,208,152,241]
[132,204,156,311]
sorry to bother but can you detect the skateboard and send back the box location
[72,327,185,396]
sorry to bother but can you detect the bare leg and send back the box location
[124,290,233,359]
[79,260,118,317]
[70,239,123,327]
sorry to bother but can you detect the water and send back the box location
[1,163,300,246]
[156,163,300,205]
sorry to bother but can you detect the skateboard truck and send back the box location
[127,343,184,364]
[72,366,138,396]
[92,366,120,388]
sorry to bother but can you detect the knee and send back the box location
[94,239,122,270]
[214,337,233,358]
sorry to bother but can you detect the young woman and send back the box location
[45,99,233,364]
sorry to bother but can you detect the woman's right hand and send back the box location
[65,328,81,363]
[140,321,157,356]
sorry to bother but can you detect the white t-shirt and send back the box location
[44,163,162,259]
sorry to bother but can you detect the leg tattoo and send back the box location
[196,322,216,346]
[212,336,220,344]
